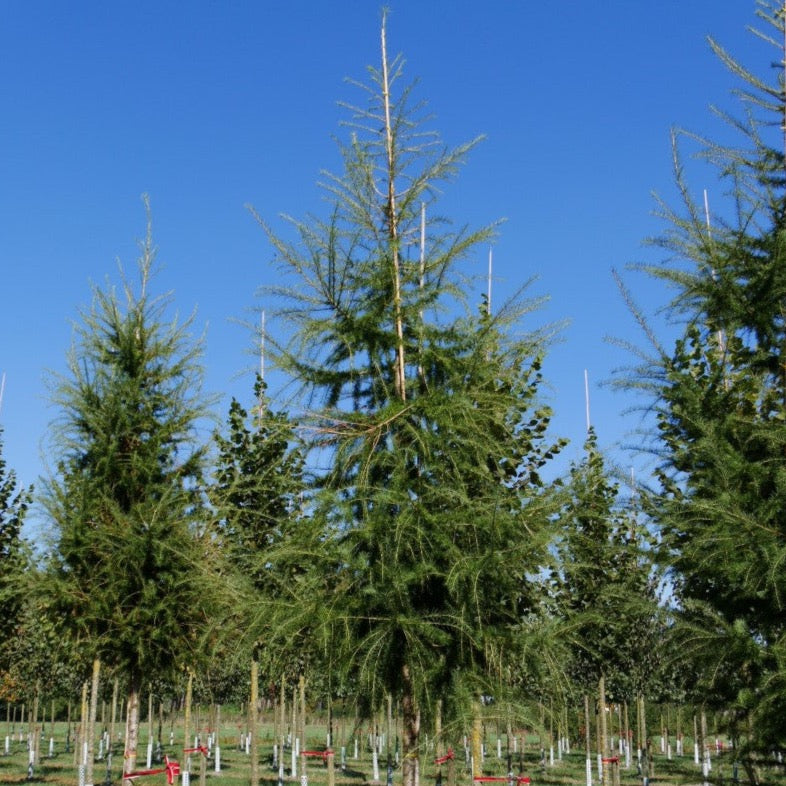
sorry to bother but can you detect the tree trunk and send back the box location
[584,694,591,760]
[123,671,142,784]
[434,699,443,759]
[250,660,259,786]
[76,681,87,767]
[110,679,119,758]
[87,658,101,786]
[183,671,193,778]
[298,673,306,754]
[31,686,40,766]
[279,676,286,760]
[401,664,420,786]
[380,12,407,402]
[472,699,482,778]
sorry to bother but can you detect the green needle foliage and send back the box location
[253,18,566,782]
[43,204,223,771]
[618,2,786,767]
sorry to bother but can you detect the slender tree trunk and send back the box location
[298,674,306,754]
[31,687,40,767]
[87,658,101,786]
[434,699,443,759]
[250,660,259,786]
[473,698,484,779]
[158,701,163,751]
[386,694,393,766]
[76,681,87,767]
[183,672,193,778]
[110,679,119,758]
[291,685,297,752]
[599,677,609,786]
[147,688,153,751]
[273,687,279,752]
[623,703,629,766]
[123,671,142,784]
[279,677,286,759]
[584,694,591,761]
[380,12,407,402]
[401,664,420,786]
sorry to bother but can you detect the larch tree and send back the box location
[616,1,786,771]
[253,17,565,786]
[43,205,224,782]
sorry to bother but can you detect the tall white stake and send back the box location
[584,369,591,432]
[420,203,426,292]
[703,189,728,379]
[487,248,493,315]
[258,311,267,421]
[260,311,266,383]
[417,203,426,385]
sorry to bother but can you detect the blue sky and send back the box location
[0,2,769,530]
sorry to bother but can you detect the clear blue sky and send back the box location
[0,2,768,533]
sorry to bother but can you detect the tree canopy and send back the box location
[43,206,227,773]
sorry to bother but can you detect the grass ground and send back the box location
[0,721,780,786]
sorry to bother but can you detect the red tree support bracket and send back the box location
[302,750,334,763]
[125,756,181,786]
[434,750,455,766]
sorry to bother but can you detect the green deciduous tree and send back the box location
[254,18,565,786]
[210,375,304,591]
[0,428,32,685]
[554,429,662,710]
[209,375,310,713]
[43,206,223,777]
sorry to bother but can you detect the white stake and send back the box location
[487,248,493,315]
[584,369,591,431]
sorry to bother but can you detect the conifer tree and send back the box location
[44,206,223,779]
[618,1,786,766]
[254,18,565,786]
